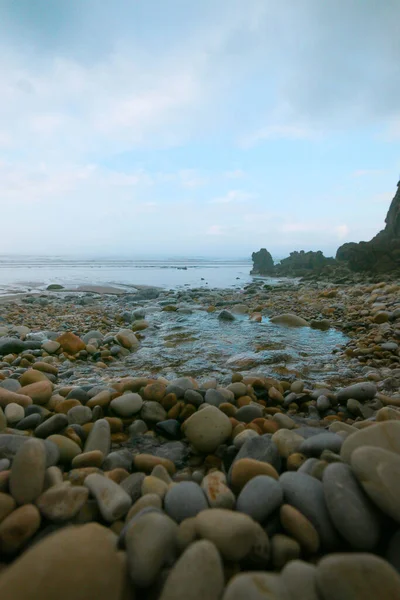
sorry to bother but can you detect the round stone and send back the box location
[126,493,163,521]
[133,454,176,475]
[201,471,236,509]
[323,462,381,549]
[235,405,263,423]
[36,484,89,521]
[164,481,208,523]
[0,492,16,523]
[83,419,111,455]
[4,403,24,425]
[84,473,132,522]
[0,522,126,600]
[237,475,283,523]
[280,504,320,554]
[141,401,167,423]
[270,314,310,327]
[34,414,69,438]
[0,504,41,555]
[194,508,258,561]
[183,405,232,453]
[351,446,400,523]
[47,435,81,465]
[316,553,400,600]
[336,382,377,403]
[233,429,259,449]
[280,472,339,550]
[340,421,400,463]
[272,430,305,458]
[110,393,143,417]
[281,560,319,600]
[67,405,92,425]
[271,533,301,569]
[231,458,279,492]
[222,572,284,599]
[125,511,178,588]
[160,540,224,600]
[10,438,46,505]
[299,433,343,457]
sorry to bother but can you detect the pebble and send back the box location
[134,454,176,475]
[36,483,89,521]
[125,511,178,587]
[67,405,92,425]
[34,413,69,438]
[231,458,279,492]
[235,404,263,423]
[141,401,167,423]
[316,553,400,600]
[233,429,259,449]
[0,492,16,522]
[0,523,126,600]
[159,540,224,600]
[0,504,41,555]
[299,433,343,457]
[336,382,377,403]
[84,418,111,455]
[280,472,339,550]
[340,420,400,462]
[279,504,320,554]
[272,429,304,458]
[47,434,81,464]
[126,493,162,521]
[281,560,320,600]
[164,481,208,523]
[201,471,236,509]
[10,438,46,505]
[231,435,281,474]
[271,533,301,569]
[222,572,284,599]
[323,462,380,549]
[110,392,143,417]
[84,473,132,521]
[183,405,232,453]
[71,450,104,468]
[194,508,258,561]
[141,475,169,499]
[351,446,400,523]
[4,402,24,424]
[237,475,283,523]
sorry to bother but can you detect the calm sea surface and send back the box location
[0,255,288,294]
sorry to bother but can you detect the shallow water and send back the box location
[122,310,349,383]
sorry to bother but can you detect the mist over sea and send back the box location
[0,255,287,295]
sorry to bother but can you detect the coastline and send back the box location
[0,276,400,592]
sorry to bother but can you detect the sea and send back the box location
[0,255,290,295]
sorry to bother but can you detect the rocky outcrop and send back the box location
[251,248,274,275]
[274,250,335,277]
[336,181,400,273]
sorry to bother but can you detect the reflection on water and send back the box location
[124,311,349,382]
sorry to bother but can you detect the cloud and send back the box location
[352,169,384,177]
[206,225,225,236]
[334,224,350,239]
[225,169,245,179]
[241,124,319,147]
[210,190,255,204]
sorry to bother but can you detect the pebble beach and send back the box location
[0,277,400,599]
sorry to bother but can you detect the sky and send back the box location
[0,0,399,258]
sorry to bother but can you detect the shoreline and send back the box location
[0,277,400,595]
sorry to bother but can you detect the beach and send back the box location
[0,275,399,597]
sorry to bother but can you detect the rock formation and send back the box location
[251,248,274,275]
[274,250,335,277]
[336,180,400,272]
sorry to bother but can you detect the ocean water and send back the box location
[0,255,288,294]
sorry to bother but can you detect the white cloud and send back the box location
[225,169,245,179]
[334,224,350,239]
[241,124,319,148]
[352,169,384,177]
[206,225,225,236]
[210,190,255,204]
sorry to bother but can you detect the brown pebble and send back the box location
[0,504,41,555]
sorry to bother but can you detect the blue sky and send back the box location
[0,0,399,257]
